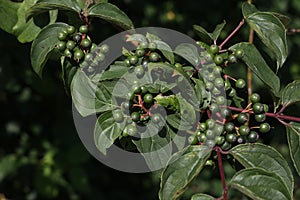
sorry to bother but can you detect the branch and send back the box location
[219,20,245,50]
[216,147,228,200]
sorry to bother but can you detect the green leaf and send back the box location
[192,78,206,106]
[71,70,115,117]
[0,155,19,182]
[26,0,81,20]
[152,40,174,64]
[0,0,20,34]
[94,111,125,155]
[230,167,291,200]
[281,80,300,107]
[88,3,134,30]
[126,33,147,44]
[193,25,212,44]
[99,64,129,81]
[133,124,172,171]
[146,32,162,41]
[271,13,291,27]
[211,20,226,41]
[230,143,294,196]
[159,145,211,200]
[244,11,287,69]
[242,2,258,17]
[174,43,200,67]
[30,22,68,77]
[191,193,215,200]
[286,122,300,176]
[61,57,78,96]
[229,42,280,96]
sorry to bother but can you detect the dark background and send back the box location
[1,0,300,199]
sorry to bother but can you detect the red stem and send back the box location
[216,147,228,200]
[219,19,245,50]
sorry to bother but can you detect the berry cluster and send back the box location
[188,44,271,150]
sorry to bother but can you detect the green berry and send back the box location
[215,136,225,145]
[207,73,215,81]
[224,80,231,90]
[66,40,76,50]
[214,55,224,65]
[149,52,160,62]
[237,135,246,144]
[263,104,269,112]
[206,82,214,91]
[213,66,223,75]
[188,135,198,145]
[209,44,219,55]
[131,112,141,122]
[225,122,235,133]
[113,110,124,122]
[139,41,148,49]
[205,129,215,140]
[215,96,226,105]
[250,93,261,103]
[198,133,207,142]
[136,48,145,57]
[210,103,219,114]
[214,77,224,88]
[131,85,141,94]
[57,41,66,51]
[213,124,225,135]
[248,131,259,143]
[220,108,232,119]
[79,25,88,34]
[221,141,232,150]
[64,48,72,57]
[91,43,97,51]
[237,113,248,124]
[212,87,221,96]
[81,38,92,49]
[58,32,67,41]
[84,53,93,62]
[66,26,76,35]
[124,124,137,136]
[253,102,264,114]
[226,133,237,143]
[73,49,84,61]
[124,59,131,67]
[205,140,216,148]
[148,42,157,51]
[206,119,216,129]
[235,49,244,59]
[255,114,266,122]
[143,93,153,103]
[229,88,236,97]
[151,114,161,124]
[129,55,139,65]
[259,123,271,133]
[199,123,207,132]
[140,86,148,94]
[235,79,246,89]
[228,54,237,63]
[239,125,250,136]
[100,44,109,54]
[134,65,145,78]
[121,102,130,112]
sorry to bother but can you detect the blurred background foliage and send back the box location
[1,0,300,199]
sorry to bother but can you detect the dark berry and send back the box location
[66,40,76,50]
[73,33,82,44]
[220,108,232,119]
[134,65,145,78]
[235,49,244,59]
[248,131,259,143]
[226,133,237,143]
[149,52,160,62]
[239,125,250,136]
[129,55,139,65]
[215,136,225,145]
[237,113,248,124]
[205,119,216,129]
[237,135,246,144]
[131,112,141,122]
[253,103,264,114]
[225,122,235,133]
[255,114,266,122]
[81,38,92,49]
[228,54,237,63]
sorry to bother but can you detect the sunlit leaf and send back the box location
[281,80,300,107]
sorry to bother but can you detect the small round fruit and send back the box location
[214,55,224,65]
[81,38,92,49]
[263,104,269,113]
[237,113,248,124]
[100,44,109,54]
[131,85,141,94]
[235,79,246,89]
[64,48,72,57]
[205,130,215,140]
[73,33,82,43]
[229,88,236,97]
[188,135,198,145]
[148,42,157,51]
[124,124,137,136]
[210,103,219,114]
[259,123,271,133]
[142,59,149,67]
[199,123,207,132]
[131,112,141,122]
[143,93,153,103]
[237,136,246,144]
[84,53,93,62]
[235,49,244,58]
[124,59,131,67]
[139,41,148,49]
[134,65,145,78]
[66,40,76,50]
[212,87,221,96]
[73,49,84,60]
[151,114,161,124]
[198,133,207,142]
[213,66,223,75]
[248,131,259,143]
[121,102,130,111]
[239,125,250,136]
[221,141,232,150]
[140,86,148,94]
[252,102,264,114]
[149,52,160,62]
[113,110,124,122]
[79,25,88,34]
[207,73,215,81]
[57,41,66,51]
[250,93,261,103]
[205,140,216,148]
[255,114,266,122]
[206,119,216,129]
[58,32,67,41]
[214,77,224,88]
[215,136,225,145]
[228,54,237,63]
[206,82,214,91]
[91,43,97,51]
[224,80,231,90]
[213,124,225,135]
[209,44,219,55]
[66,25,76,35]
[136,48,145,57]
[129,55,139,65]
[220,108,232,119]
[226,133,237,143]
[225,122,235,133]
[215,96,226,105]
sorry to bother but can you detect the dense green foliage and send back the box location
[1,0,300,200]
